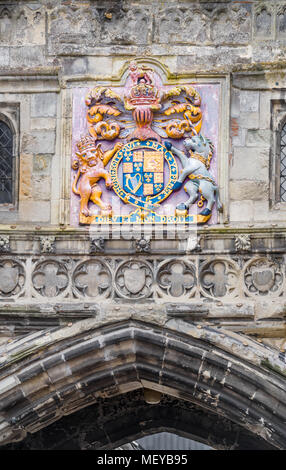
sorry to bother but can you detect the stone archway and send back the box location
[1,391,275,450]
[0,318,285,449]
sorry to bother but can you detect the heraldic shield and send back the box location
[123,147,164,198]
[123,265,146,295]
[110,139,178,217]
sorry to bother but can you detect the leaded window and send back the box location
[0,120,13,204]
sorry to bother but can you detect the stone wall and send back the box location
[0,2,285,331]
[0,0,286,226]
[0,1,284,332]
[1,0,286,448]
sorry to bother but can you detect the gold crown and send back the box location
[128,83,158,105]
[76,135,97,153]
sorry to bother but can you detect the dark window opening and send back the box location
[0,120,13,204]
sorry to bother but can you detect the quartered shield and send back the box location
[122,148,164,198]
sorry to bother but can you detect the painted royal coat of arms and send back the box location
[71,60,222,225]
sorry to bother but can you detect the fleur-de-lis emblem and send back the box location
[134,162,142,171]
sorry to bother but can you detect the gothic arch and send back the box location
[0,319,285,449]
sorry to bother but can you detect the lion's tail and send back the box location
[72,170,80,195]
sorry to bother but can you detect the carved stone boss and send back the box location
[71,60,221,225]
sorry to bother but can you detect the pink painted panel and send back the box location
[71,81,220,226]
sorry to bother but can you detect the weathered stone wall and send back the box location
[1,0,285,70]
[1,0,286,226]
[1,0,286,448]
[0,3,285,333]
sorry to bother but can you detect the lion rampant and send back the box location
[72,136,122,218]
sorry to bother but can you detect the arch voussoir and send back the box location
[0,319,286,449]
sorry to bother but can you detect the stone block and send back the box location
[231,89,240,118]
[251,43,278,63]
[21,130,56,155]
[46,363,71,384]
[62,57,113,77]
[33,155,52,174]
[30,118,56,130]
[253,201,270,222]
[230,147,269,181]
[19,154,33,200]
[239,91,259,113]
[30,94,57,118]
[0,375,20,394]
[23,8,46,46]
[239,112,259,130]
[0,47,9,67]
[229,180,269,201]
[231,124,246,147]
[9,46,46,67]
[229,200,254,222]
[87,57,113,76]
[246,129,271,147]
[177,46,251,72]
[18,201,50,223]
[62,57,88,75]
[259,92,272,130]
[31,175,51,201]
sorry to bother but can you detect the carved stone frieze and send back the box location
[89,237,105,254]
[0,252,285,305]
[254,3,275,39]
[210,5,251,44]
[48,4,151,55]
[32,260,69,297]
[114,260,153,299]
[277,3,286,36]
[199,259,239,298]
[186,235,201,253]
[156,259,196,298]
[0,235,10,253]
[235,234,251,252]
[155,6,209,45]
[0,259,25,297]
[48,4,100,53]
[155,4,251,45]
[0,5,45,46]
[72,259,111,298]
[100,6,151,46]
[243,257,284,297]
[40,236,56,253]
[135,237,151,253]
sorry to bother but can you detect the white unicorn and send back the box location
[165,135,223,216]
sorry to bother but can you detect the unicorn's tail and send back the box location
[215,186,223,212]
